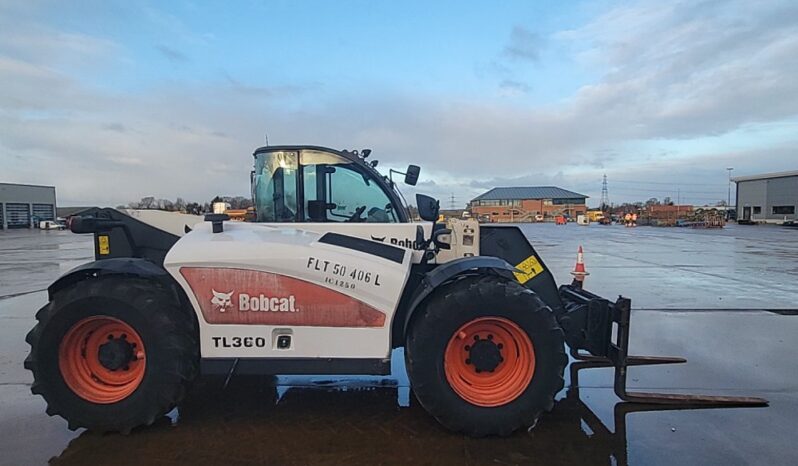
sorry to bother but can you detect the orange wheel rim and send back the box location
[58,316,146,404]
[444,317,535,407]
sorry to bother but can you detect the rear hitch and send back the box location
[558,285,768,407]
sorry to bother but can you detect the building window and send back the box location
[753,206,761,214]
[552,198,586,205]
[772,206,795,215]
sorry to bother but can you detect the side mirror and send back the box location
[416,194,440,222]
[404,165,420,186]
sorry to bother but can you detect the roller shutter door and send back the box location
[32,203,55,221]
[6,203,30,228]
[0,203,4,229]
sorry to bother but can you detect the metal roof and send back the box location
[731,170,798,183]
[472,186,588,201]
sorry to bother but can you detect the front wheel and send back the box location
[406,276,566,437]
[25,277,199,433]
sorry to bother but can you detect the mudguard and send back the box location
[479,225,564,313]
[48,258,176,299]
[68,208,180,266]
[400,256,517,336]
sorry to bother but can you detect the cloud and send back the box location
[156,44,188,63]
[556,0,798,139]
[1,1,797,208]
[498,79,531,96]
[103,123,126,132]
[502,26,543,62]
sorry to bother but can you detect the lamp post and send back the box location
[726,167,736,220]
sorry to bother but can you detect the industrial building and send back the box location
[732,170,797,224]
[0,183,57,229]
[470,187,588,223]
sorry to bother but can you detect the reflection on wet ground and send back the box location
[12,365,790,466]
[3,307,797,466]
[50,374,644,466]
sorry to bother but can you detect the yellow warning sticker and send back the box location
[98,235,110,255]
[513,255,544,284]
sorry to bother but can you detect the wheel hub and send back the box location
[98,336,136,371]
[467,335,503,373]
[444,317,536,407]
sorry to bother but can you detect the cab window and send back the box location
[325,165,397,223]
[301,150,397,223]
[252,151,299,222]
[252,149,400,223]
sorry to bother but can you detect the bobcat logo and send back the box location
[211,289,234,312]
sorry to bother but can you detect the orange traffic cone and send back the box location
[570,245,589,287]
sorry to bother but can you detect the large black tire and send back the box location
[24,277,199,433]
[405,275,567,437]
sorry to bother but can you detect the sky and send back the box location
[1,0,797,208]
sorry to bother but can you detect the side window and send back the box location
[299,150,398,223]
[253,151,299,222]
[326,166,397,223]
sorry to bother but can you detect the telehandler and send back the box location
[25,146,766,437]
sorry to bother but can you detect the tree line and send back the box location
[606,197,727,214]
[120,196,254,215]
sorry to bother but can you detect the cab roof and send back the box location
[253,145,359,162]
[252,145,383,180]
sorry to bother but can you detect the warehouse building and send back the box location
[0,183,57,229]
[732,170,797,224]
[470,187,588,223]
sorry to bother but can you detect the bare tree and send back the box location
[174,197,186,212]
[139,196,156,209]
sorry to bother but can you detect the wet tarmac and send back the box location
[1,225,797,465]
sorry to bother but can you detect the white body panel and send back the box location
[125,208,481,264]
[287,222,430,263]
[164,221,412,359]
[122,209,204,236]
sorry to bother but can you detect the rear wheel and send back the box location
[25,277,199,433]
[406,276,566,437]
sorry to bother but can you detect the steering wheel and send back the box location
[346,205,367,222]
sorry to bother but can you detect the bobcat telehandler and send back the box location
[25,146,766,437]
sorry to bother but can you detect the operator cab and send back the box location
[251,146,419,223]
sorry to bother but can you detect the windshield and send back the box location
[252,149,402,223]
